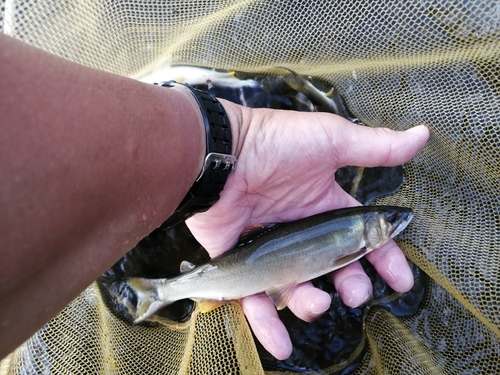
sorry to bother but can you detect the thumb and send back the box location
[186,195,249,258]
[330,122,429,167]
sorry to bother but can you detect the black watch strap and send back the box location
[155,81,237,229]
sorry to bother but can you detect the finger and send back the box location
[187,210,246,258]
[286,282,331,322]
[330,261,373,307]
[365,239,414,293]
[186,188,250,258]
[328,122,429,168]
[240,294,293,360]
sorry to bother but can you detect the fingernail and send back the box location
[392,272,415,293]
[405,124,427,133]
[345,287,373,307]
[308,294,331,318]
[270,336,293,360]
[386,260,414,293]
[359,289,373,305]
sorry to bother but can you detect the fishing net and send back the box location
[1,0,500,374]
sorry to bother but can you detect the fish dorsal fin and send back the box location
[238,223,279,246]
[331,248,369,270]
[266,285,296,310]
[180,260,196,273]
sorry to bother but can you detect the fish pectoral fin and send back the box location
[198,300,227,313]
[238,222,279,245]
[180,260,196,273]
[332,248,369,270]
[266,285,296,310]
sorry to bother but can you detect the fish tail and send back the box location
[126,277,169,323]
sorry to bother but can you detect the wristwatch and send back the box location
[154,81,237,229]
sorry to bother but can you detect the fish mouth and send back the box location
[389,209,413,238]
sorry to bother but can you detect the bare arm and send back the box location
[0,34,223,357]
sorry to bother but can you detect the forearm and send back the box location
[0,34,213,357]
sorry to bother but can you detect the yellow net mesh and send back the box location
[2,0,500,373]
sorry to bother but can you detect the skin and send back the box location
[0,33,430,361]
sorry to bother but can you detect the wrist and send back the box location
[155,82,237,228]
[169,85,206,177]
[218,98,250,158]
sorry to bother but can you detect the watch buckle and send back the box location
[196,152,237,181]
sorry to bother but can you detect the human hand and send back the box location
[186,101,429,359]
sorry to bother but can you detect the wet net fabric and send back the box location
[1,0,500,374]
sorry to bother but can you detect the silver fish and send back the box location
[127,206,413,322]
